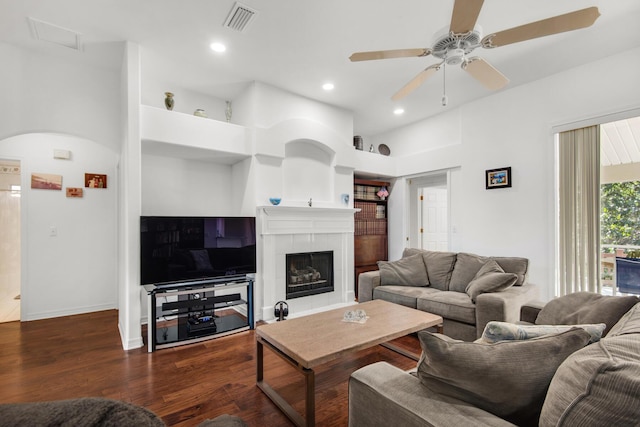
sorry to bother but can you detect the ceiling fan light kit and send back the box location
[349,2,600,103]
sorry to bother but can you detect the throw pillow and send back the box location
[491,256,529,286]
[465,260,517,303]
[539,334,640,426]
[417,329,591,427]
[421,251,457,291]
[377,254,429,287]
[479,321,606,344]
[448,252,489,292]
[535,292,640,337]
[607,302,640,336]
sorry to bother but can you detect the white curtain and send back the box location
[558,125,601,295]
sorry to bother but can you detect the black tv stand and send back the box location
[144,276,254,352]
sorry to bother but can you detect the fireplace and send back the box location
[286,251,334,299]
[257,206,356,320]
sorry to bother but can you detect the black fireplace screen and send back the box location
[286,251,334,299]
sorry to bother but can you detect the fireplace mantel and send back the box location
[256,205,357,320]
[258,206,358,235]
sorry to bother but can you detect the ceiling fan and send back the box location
[349,1,600,101]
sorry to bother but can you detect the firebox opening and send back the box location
[286,250,334,299]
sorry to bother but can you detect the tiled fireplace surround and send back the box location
[256,206,357,321]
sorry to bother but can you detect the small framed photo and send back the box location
[84,173,107,189]
[66,187,84,198]
[486,167,512,190]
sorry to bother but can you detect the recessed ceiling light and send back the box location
[322,82,334,91]
[394,108,405,115]
[210,42,226,53]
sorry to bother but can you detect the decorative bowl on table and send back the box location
[269,197,281,206]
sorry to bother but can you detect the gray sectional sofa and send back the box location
[349,293,640,427]
[358,248,538,341]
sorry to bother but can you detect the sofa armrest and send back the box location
[475,284,539,338]
[349,362,515,427]
[358,270,381,302]
[519,300,546,324]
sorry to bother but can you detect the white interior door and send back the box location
[421,187,448,251]
[408,173,449,251]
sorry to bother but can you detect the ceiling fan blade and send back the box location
[482,7,600,48]
[391,63,442,101]
[462,57,509,90]
[349,48,431,62]
[450,0,485,34]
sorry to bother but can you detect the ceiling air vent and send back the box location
[223,2,258,33]
[27,17,83,51]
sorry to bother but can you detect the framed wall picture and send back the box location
[66,187,84,198]
[84,173,107,188]
[486,167,512,190]
[31,173,62,190]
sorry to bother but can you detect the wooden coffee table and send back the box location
[255,299,443,427]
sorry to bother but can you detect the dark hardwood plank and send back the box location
[0,310,421,426]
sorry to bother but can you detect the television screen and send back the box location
[140,216,256,286]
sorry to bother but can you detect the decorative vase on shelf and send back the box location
[194,109,207,118]
[164,92,174,111]
[225,101,232,122]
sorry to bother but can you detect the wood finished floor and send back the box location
[0,309,422,426]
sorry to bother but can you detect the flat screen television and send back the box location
[140,216,256,287]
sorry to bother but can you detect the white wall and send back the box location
[0,133,118,319]
[0,42,123,321]
[0,42,122,151]
[379,47,640,301]
[141,155,236,216]
[252,82,354,140]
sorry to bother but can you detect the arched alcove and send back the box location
[282,139,335,204]
[0,132,118,321]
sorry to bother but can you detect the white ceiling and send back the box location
[601,117,640,167]
[2,0,640,137]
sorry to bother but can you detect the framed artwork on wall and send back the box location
[486,167,512,190]
[31,173,62,190]
[66,187,83,198]
[84,173,107,188]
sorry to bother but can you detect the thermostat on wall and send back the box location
[53,149,71,160]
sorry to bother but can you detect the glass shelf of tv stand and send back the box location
[144,277,254,352]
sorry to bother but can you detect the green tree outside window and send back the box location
[601,181,640,256]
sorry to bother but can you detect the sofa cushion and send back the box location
[539,334,640,426]
[417,291,476,325]
[465,260,518,303]
[478,321,606,344]
[449,253,489,293]
[349,362,517,427]
[403,249,456,291]
[417,329,592,427]
[535,292,640,337]
[374,286,439,309]
[378,254,428,287]
[491,256,529,286]
[608,302,640,336]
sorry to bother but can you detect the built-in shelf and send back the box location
[140,105,251,165]
[352,149,395,177]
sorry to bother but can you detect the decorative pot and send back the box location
[194,109,207,118]
[225,101,232,122]
[353,135,363,150]
[164,92,174,111]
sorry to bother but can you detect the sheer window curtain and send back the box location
[558,125,601,295]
